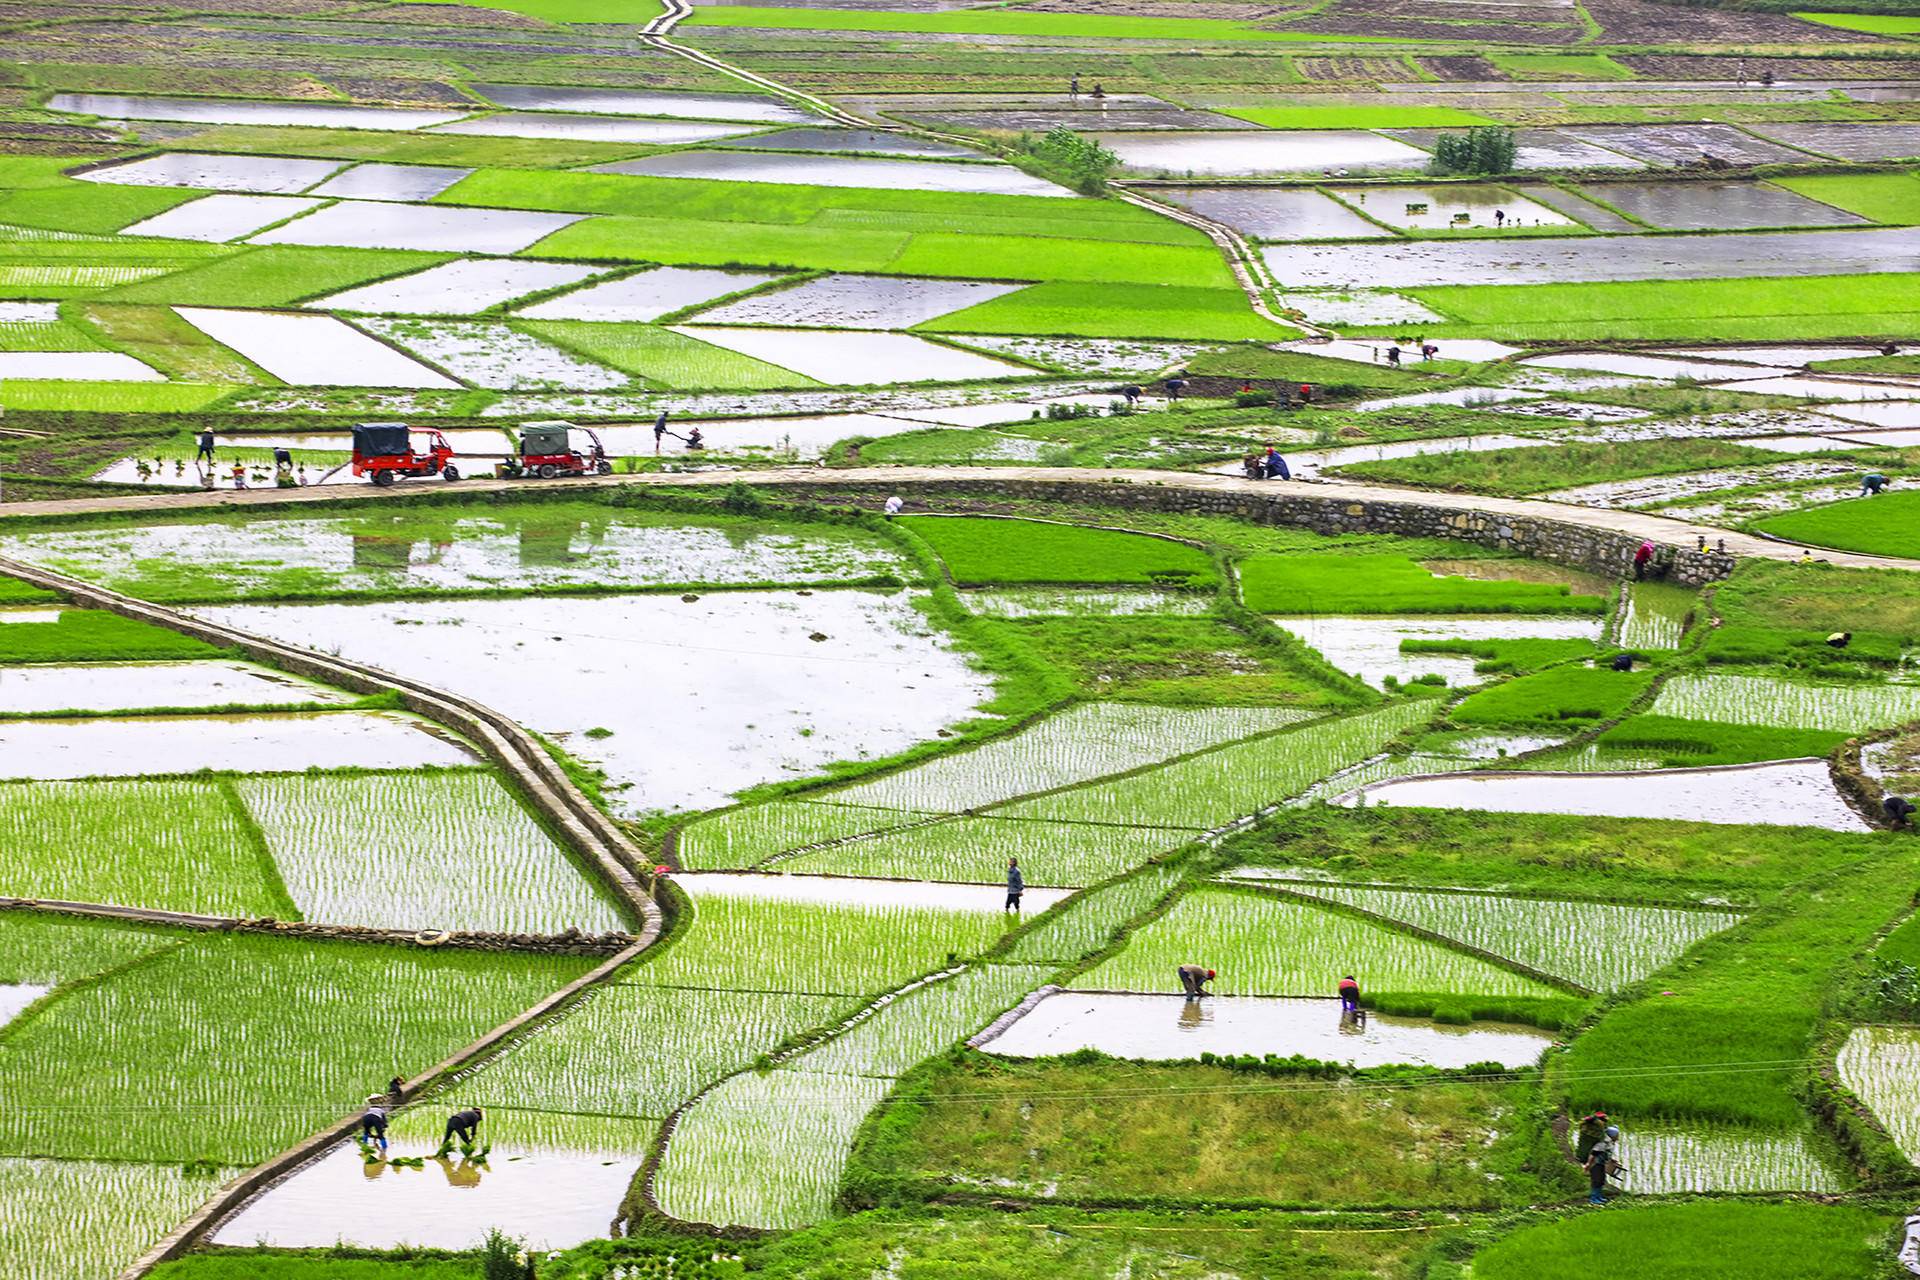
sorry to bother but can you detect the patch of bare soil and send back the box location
[322,75,478,105]
[1419,54,1502,80]
[1292,56,1414,82]
[1589,0,1881,43]
[1620,53,1920,79]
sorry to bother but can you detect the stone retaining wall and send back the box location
[783,477,1740,587]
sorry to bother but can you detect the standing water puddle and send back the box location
[1816,403,1920,430]
[979,992,1552,1067]
[1271,615,1601,688]
[1347,760,1868,831]
[212,1140,642,1250]
[200,592,992,815]
[0,712,474,779]
[48,92,462,131]
[0,661,345,714]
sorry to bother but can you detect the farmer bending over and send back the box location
[444,1106,485,1146]
[1338,974,1361,1013]
[360,1097,389,1153]
[1178,964,1215,999]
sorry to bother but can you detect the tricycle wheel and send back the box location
[442,465,461,481]
[372,470,394,487]
[537,463,557,479]
[597,460,613,476]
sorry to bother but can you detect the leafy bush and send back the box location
[1014,127,1119,195]
[1429,126,1517,175]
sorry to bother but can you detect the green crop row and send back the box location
[1239,553,1606,616]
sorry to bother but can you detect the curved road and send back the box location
[6,466,1916,573]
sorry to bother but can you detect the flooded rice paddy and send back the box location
[1096,131,1430,177]
[251,202,583,254]
[673,872,1072,914]
[1651,673,1920,734]
[959,588,1214,618]
[670,326,1030,385]
[79,152,342,194]
[720,127,977,158]
[200,591,992,815]
[309,163,472,203]
[595,151,1069,197]
[312,260,607,316]
[1156,186,1382,240]
[0,712,474,779]
[1576,181,1866,231]
[472,83,811,123]
[360,319,628,391]
[978,992,1553,1067]
[1265,226,1920,288]
[432,113,755,145]
[0,509,913,598]
[1271,615,1601,688]
[1326,185,1573,230]
[1836,1025,1920,1162]
[0,352,161,381]
[49,92,462,131]
[122,194,324,243]
[517,267,781,322]
[0,984,48,1026]
[1350,760,1869,831]
[0,661,344,713]
[211,1137,646,1250]
[1612,1126,1843,1194]
[695,274,1024,330]
[1285,291,1443,325]
[173,309,460,389]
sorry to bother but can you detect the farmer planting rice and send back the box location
[1178,964,1215,998]
[443,1106,485,1148]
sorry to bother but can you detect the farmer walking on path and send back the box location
[1584,1125,1621,1205]
[1005,857,1024,912]
[444,1106,485,1147]
[1178,964,1215,998]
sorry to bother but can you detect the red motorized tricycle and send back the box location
[499,422,613,479]
[350,423,461,487]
